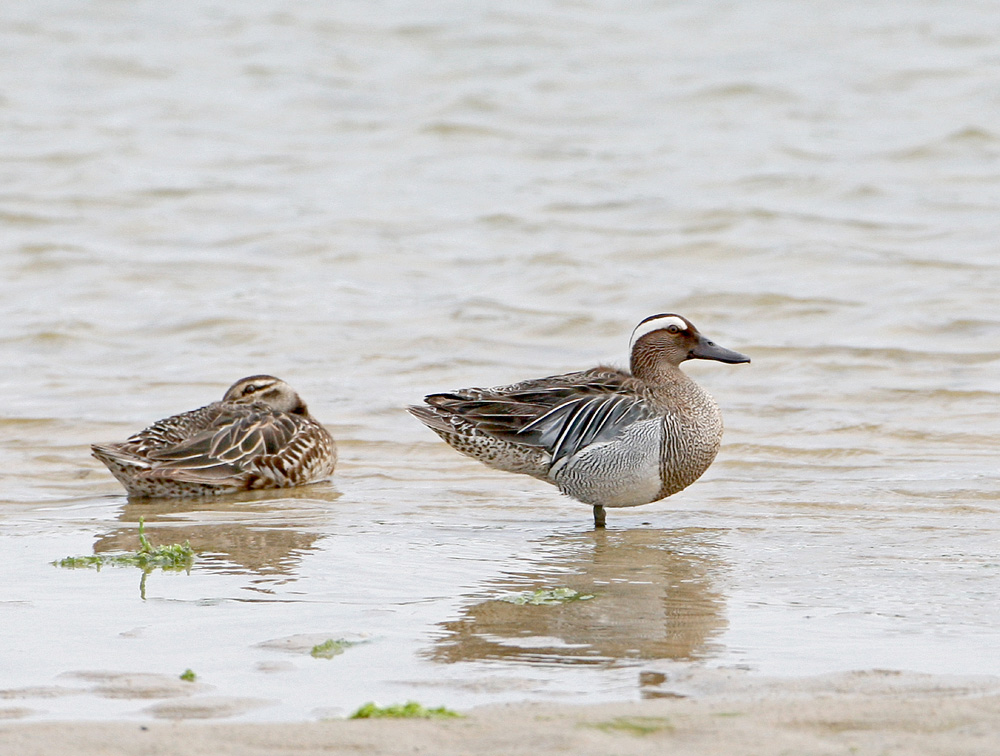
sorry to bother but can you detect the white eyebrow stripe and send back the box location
[629,315,689,351]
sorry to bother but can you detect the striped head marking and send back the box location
[628,314,693,352]
[629,314,750,370]
[223,375,309,415]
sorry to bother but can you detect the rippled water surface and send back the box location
[2,0,999,721]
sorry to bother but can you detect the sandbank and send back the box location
[3,670,999,756]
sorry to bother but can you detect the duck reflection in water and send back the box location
[430,527,726,666]
[92,486,339,578]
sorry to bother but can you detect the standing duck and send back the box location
[92,375,337,497]
[408,314,749,527]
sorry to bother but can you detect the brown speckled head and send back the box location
[222,375,310,415]
[629,314,750,378]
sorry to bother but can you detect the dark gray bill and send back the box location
[689,336,751,364]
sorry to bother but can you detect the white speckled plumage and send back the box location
[408,314,749,526]
[92,375,337,497]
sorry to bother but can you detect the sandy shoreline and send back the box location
[3,670,999,756]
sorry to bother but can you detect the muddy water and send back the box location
[2,0,1000,721]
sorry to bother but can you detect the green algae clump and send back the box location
[350,701,461,719]
[53,518,194,572]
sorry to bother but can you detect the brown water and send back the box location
[2,0,999,721]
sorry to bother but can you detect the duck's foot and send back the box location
[593,505,606,529]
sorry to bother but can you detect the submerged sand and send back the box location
[3,670,999,756]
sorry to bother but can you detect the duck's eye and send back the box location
[666,325,681,334]
[243,384,259,394]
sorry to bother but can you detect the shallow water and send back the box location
[2,0,1000,721]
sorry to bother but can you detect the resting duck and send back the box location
[92,375,336,497]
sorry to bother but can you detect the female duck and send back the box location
[92,375,337,497]
[408,314,749,527]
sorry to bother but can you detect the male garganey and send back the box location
[408,314,749,527]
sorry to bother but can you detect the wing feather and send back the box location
[118,403,225,455]
[416,367,654,466]
[519,394,654,464]
[144,408,309,483]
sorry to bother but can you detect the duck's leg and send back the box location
[593,505,606,528]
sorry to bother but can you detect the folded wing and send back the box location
[421,368,655,467]
[144,408,307,483]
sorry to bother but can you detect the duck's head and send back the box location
[222,375,310,415]
[629,314,750,375]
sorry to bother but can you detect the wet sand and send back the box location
[4,670,999,756]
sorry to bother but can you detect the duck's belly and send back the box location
[550,419,664,508]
